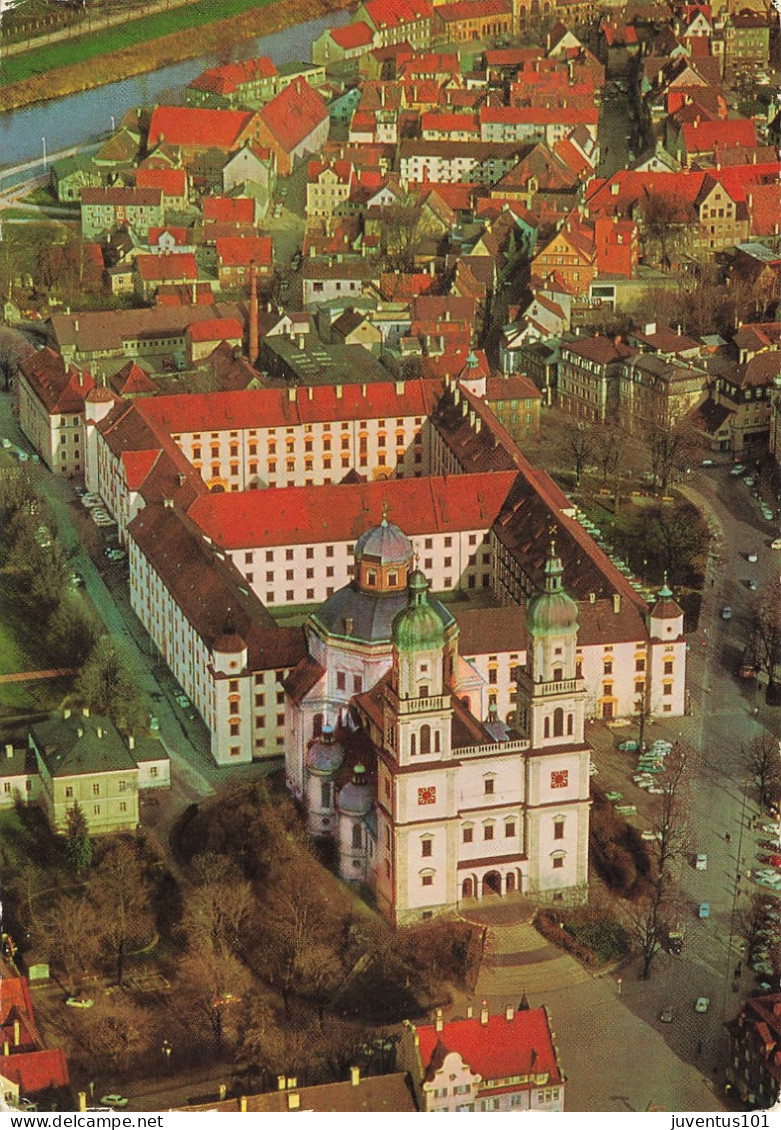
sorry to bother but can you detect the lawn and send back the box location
[0,577,72,715]
[0,0,278,87]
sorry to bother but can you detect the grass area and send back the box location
[561,913,629,965]
[0,0,277,87]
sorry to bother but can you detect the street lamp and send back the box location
[617,977,623,996]
[162,1039,172,1071]
[42,137,47,173]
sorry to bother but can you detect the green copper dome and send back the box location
[526,540,578,637]
[391,569,446,652]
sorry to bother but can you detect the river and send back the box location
[0,7,349,173]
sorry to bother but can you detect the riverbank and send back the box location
[0,0,351,111]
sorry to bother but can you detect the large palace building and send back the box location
[83,373,685,916]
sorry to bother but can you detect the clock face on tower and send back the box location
[551,770,568,789]
[418,786,436,805]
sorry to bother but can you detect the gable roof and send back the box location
[147,106,253,150]
[18,349,94,415]
[259,78,329,154]
[415,1008,562,1090]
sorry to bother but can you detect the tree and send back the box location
[65,800,92,875]
[43,894,101,995]
[751,577,781,685]
[567,422,593,487]
[64,995,150,1076]
[179,851,255,960]
[75,636,143,731]
[640,191,694,271]
[744,734,781,809]
[173,949,252,1057]
[88,840,156,985]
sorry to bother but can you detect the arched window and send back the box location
[544,716,550,739]
[553,707,564,737]
[352,823,362,849]
[420,724,431,755]
[410,732,417,757]
[313,713,323,737]
[434,729,441,753]
[567,713,573,735]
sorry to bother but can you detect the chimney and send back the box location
[307,386,313,400]
[2,1042,8,1057]
[612,593,621,614]
[344,616,354,636]
[589,592,596,603]
[128,735,135,750]
[82,706,90,717]
[5,743,12,759]
[288,386,296,401]
[277,1076,286,1091]
[78,1094,87,1113]
[218,1085,227,1101]
[13,1019,20,1046]
[74,318,79,332]
[435,1008,443,1032]
[350,1066,361,1087]
[480,1000,489,1025]
[287,1093,300,1110]
[178,472,187,486]
[63,707,71,720]
[163,497,174,508]
[239,1097,247,1113]
[505,1004,514,1022]
[335,384,343,398]
[287,1078,297,1090]
[395,380,404,394]
[466,1004,473,1019]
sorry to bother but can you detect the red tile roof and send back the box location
[18,349,94,414]
[148,106,253,150]
[435,0,511,20]
[187,471,518,549]
[81,186,162,208]
[215,236,272,268]
[362,0,433,31]
[0,1049,70,1096]
[258,78,328,154]
[110,360,156,397]
[415,1008,562,1091]
[122,449,161,491]
[186,317,243,343]
[681,118,756,152]
[330,20,375,48]
[136,167,187,196]
[147,226,190,246]
[136,253,197,282]
[188,55,277,95]
[202,196,256,224]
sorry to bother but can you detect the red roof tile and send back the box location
[202,196,256,224]
[258,78,328,155]
[0,1049,70,1096]
[681,118,756,152]
[187,471,518,549]
[122,449,161,491]
[148,107,253,150]
[186,317,243,343]
[136,253,197,282]
[330,20,374,48]
[136,167,187,196]
[18,349,94,415]
[416,1008,562,1090]
[215,236,272,268]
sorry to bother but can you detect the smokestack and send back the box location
[5,744,13,759]
[249,262,259,365]
[481,1000,489,1025]
[13,1020,20,1046]
[505,1004,514,1022]
[350,1066,360,1087]
[435,1008,443,1032]
[613,593,621,613]
[218,1085,226,1101]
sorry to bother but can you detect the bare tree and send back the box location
[751,577,781,685]
[567,422,593,487]
[744,733,781,809]
[42,894,101,995]
[88,840,156,985]
[180,851,255,960]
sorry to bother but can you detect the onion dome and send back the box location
[391,569,447,652]
[306,724,345,776]
[526,539,578,637]
[354,514,413,567]
[337,763,372,815]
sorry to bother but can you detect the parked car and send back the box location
[747,552,758,563]
[721,606,733,620]
[730,464,746,476]
[695,997,710,1013]
[695,853,708,871]
[618,739,638,752]
[100,1096,128,1109]
[659,1006,674,1022]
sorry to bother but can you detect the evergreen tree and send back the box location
[65,800,92,875]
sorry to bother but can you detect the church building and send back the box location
[285,515,592,924]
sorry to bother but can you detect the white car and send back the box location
[747,552,758,563]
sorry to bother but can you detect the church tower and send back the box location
[376,568,459,924]
[517,538,591,905]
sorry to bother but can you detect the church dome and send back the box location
[337,764,372,815]
[391,569,447,652]
[526,540,578,637]
[354,516,413,567]
[306,725,345,776]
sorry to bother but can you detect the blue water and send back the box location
[0,7,348,171]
